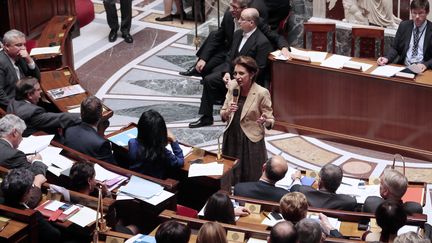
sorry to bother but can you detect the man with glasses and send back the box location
[0,29,40,110]
[179,0,290,78]
[377,0,432,73]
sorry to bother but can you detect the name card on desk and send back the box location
[30,46,61,56]
[227,230,245,243]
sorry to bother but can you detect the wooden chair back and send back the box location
[303,22,336,53]
[351,27,384,58]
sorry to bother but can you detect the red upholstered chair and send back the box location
[351,27,384,59]
[303,22,336,53]
[75,0,95,28]
[176,204,198,218]
[26,39,38,54]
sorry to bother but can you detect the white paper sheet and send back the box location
[247,238,267,243]
[39,147,73,170]
[275,167,299,190]
[308,51,328,63]
[30,46,60,56]
[94,163,123,182]
[398,225,419,235]
[371,65,405,77]
[49,184,70,202]
[44,200,65,211]
[18,135,54,154]
[68,206,97,227]
[188,162,224,177]
[320,54,351,69]
[270,50,288,61]
[165,144,192,157]
[63,205,80,215]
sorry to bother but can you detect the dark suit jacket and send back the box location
[0,50,40,109]
[385,20,432,68]
[291,184,357,211]
[197,3,287,63]
[234,180,289,202]
[62,122,117,164]
[224,28,273,83]
[265,0,291,30]
[7,99,80,137]
[363,196,423,215]
[0,139,47,176]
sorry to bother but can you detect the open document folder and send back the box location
[119,175,164,199]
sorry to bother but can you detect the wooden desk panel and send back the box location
[34,15,76,70]
[271,57,432,160]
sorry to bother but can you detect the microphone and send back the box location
[232,88,240,104]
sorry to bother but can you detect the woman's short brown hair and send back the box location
[280,192,309,224]
[233,56,259,82]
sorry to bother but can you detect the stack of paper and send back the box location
[320,55,352,69]
[18,135,54,154]
[68,206,98,227]
[47,84,85,100]
[30,46,61,56]
[371,65,405,77]
[290,47,328,63]
[275,167,299,190]
[119,176,164,199]
[94,164,128,191]
[39,146,74,176]
[188,162,224,177]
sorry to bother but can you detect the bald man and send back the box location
[234,156,289,202]
[268,221,297,243]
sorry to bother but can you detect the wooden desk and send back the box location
[271,56,432,160]
[0,204,38,243]
[40,67,113,121]
[33,15,76,70]
[105,123,239,210]
[0,220,29,242]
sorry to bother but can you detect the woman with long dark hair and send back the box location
[128,110,184,179]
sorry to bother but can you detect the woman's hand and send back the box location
[234,206,251,217]
[223,73,231,85]
[167,130,176,144]
[228,102,238,113]
[256,113,267,125]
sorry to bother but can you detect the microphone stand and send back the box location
[217,132,223,161]
[392,153,406,175]
[92,185,109,243]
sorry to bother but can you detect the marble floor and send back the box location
[73,0,432,223]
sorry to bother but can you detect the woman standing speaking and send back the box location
[220,56,274,182]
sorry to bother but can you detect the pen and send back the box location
[262,212,271,220]
[25,151,37,156]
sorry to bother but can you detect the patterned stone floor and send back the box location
[73,0,432,223]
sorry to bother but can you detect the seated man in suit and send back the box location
[377,0,432,72]
[0,114,48,208]
[291,164,357,211]
[62,96,116,164]
[268,221,297,243]
[234,155,289,202]
[363,168,422,215]
[189,8,273,128]
[0,29,40,110]
[1,168,60,242]
[7,77,80,137]
[180,0,290,78]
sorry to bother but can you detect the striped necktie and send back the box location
[412,27,420,57]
